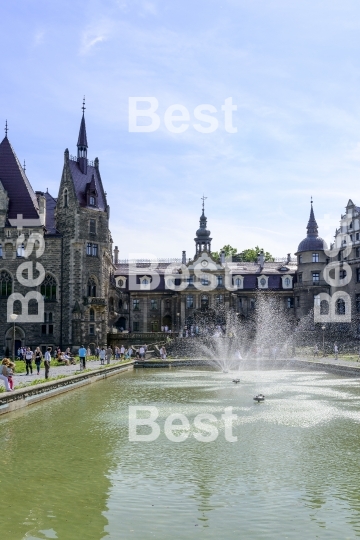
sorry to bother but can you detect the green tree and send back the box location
[212,244,274,262]
[239,246,274,262]
[212,244,238,260]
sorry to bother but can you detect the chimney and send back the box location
[287,253,291,264]
[182,250,186,264]
[257,250,264,268]
[220,250,225,264]
[114,246,119,264]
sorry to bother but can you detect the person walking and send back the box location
[334,342,339,360]
[139,345,145,359]
[34,347,43,376]
[44,347,52,379]
[78,345,87,370]
[120,345,125,359]
[106,346,113,364]
[313,344,319,358]
[25,347,34,375]
[99,347,106,365]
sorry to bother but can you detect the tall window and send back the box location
[90,308,95,321]
[234,277,242,288]
[109,297,114,312]
[298,255,302,264]
[87,243,98,256]
[150,299,158,310]
[357,233,360,241]
[133,299,140,310]
[287,297,294,308]
[0,244,2,258]
[357,268,360,282]
[133,322,140,331]
[87,277,96,297]
[298,273,303,284]
[312,253,319,262]
[336,298,346,315]
[63,189,68,208]
[0,271,12,297]
[17,243,25,257]
[215,294,224,305]
[41,274,57,300]
[89,196,96,206]
[217,275,223,286]
[201,295,209,309]
[89,219,96,234]
[186,295,194,309]
[312,272,320,284]
[42,312,53,334]
[284,277,291,287]
[356,247,360,258]
[201,275,209,286]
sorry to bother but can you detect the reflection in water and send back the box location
[1,368,360,539]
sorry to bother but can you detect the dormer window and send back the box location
[89,196,95,206]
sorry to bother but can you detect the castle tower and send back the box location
[294,200,328,317]
[194,196,212,256]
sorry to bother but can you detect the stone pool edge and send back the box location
[0,361,135,416]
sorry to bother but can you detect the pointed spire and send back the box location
[195,196,212,255]
[307,197,318,237]
[77,97,88,174]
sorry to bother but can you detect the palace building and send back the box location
[0,105,359,353]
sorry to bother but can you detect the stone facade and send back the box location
[0,110,118,354]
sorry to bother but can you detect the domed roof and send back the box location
[297,236,327,252]
[296,201,327,253]
[196,226,210,238]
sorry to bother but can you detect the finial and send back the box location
[311,196,313,205]
[201,194,207,212]
[82,96,86,115]
[23,159,26,173]
[5,120,8,138]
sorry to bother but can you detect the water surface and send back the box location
[1,367,360,539]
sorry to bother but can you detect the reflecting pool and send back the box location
[1,368,360,539]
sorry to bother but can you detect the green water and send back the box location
[1,368,360,539]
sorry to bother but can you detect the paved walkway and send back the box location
[294,355,360,369]
[12,359,122,387]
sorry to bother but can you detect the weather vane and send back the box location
[201,194,207,211]
[82,96,86,114]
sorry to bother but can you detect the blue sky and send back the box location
[1,0,360,259]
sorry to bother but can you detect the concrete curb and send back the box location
[0,361,134,416]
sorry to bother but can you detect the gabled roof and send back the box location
[68,159,107,210]
[0,136,39,220]
[44,191,58,234]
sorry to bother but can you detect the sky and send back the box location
[1,0,360,259]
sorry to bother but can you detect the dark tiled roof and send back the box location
[77,114,88,147]
[0,136,39,220]
[68,159,107,210]
[44,191,58,234]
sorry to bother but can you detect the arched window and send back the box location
[284,277,290,286]
[0,271,12,297]
[64,189,68,208]
[87,277,96,297]
[41,274,57,300]
[17,243,25,257]
[49,312,53,323]
[119,299,123,310]
[90,308,95,321]
[201,295,209,309]
[320,300,329,315]
[235,278,242,287]
[109,297,114,312]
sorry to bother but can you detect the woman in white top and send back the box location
[99,347,106,365]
